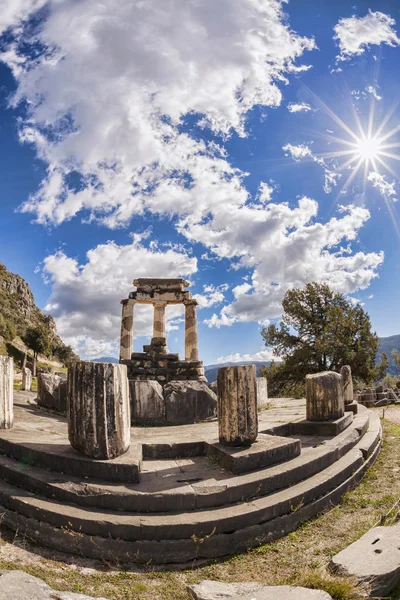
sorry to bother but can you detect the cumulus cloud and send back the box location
[367,171,398,202]
[0,0,316,228]
[204,201,384,328]
[334,10,400,60]
[287,102,312,113]
[194,284,229,308]
[42,238,197,358]
[217,349,276,363]
[283,143,341,193]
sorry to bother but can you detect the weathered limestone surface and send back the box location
[330,524,400,597]
[208,381,218,395]
[152,302,166,340]
[256,376,268,408]
[22,367,32,392]
[0,570,108,600]
[68,362,130,459]
[306,371,344,422]
[164,380,217,424]
[340,365,353,404]
[129,379,165,424]
[217,365,258,447]
[119,300,134,361]
[188,580,333,599]
[37,372,67,413]
[0,356,13,429]
[185,300,199,361]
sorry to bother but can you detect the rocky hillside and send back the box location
[0,261,76,365]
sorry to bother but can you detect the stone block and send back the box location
[68,362,130,460]
[206,434,300,474]
[37,372,67,413]
[256,377,269,408]
[217,365,258,446]
[21,367,32,392]
[0,570,108,600]
[330,524,400,597]
[129,380,166,424]
[290,412,353,436]
[164,380,217,424]
[187,580,333,600]
[208,381,218,395]
[0,356,13,429]
[306,371,344,422]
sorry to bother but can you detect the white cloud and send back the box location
[287,102,312,113]
[334,10,400,60]
[283,143,341,193]
[217,349,276,363]
[194,284,229,308]
[204,201,384,328]
[351,85,383,101]
[0,0,316,228]
[42,238,197,358]
[365,85,382,101]
[258,181,276,204]
[368,171,398,202]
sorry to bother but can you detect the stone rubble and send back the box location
[187,580,333,599]
[37,372,67,412]
[0,570,108,600]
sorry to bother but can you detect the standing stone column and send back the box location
[217,365,258,446]
[185,300,199,361]
[67,361,130,459]
[0,356,13,429]
[119,300,134,361]
[22,367,32,392]
[306,371,344,421]
[340,365,354,405]
[152,302,167,344]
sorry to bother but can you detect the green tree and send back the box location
[24,325,51,359]
[53,342,77,365]
[261,282,379,396]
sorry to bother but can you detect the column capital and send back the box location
[184,299,198,307]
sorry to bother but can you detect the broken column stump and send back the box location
[289,371,351,436]
[0,356,13,429]
[340,364,358,414]
[67,362,130,459]
[306,371,344,421]
[22,367,32,392]
[217,365,258,447]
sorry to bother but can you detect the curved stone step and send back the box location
[0,439,371,542]
[0,408,370,513]
[0,431,381,564]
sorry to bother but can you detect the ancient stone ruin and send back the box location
[0,356,13,429]
[119,278,216,424]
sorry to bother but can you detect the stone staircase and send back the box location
[0,398,381,566]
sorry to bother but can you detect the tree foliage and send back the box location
[24,325,51,359]
[260,282,381,397]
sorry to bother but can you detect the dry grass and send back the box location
[1,418,400,599]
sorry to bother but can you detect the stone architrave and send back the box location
[256,377,269,408]
[22,367,32,392]
[306,371,344,422]
[68,362,130,460]
[217,365,258,447]
[0,356,13,429]
[340,365,354,405]
[185,300,199,361]
[119,300,134,361]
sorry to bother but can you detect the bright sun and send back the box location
[353,136,383,162]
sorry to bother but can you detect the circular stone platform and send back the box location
[0,391,381,566]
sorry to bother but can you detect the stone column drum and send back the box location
[152,302,167,345]
[22,367,32,392]
[67,362,130,459]
[0,356,13,429]
[340,365,354,405]
[185,300,199,361]
[217,364,258,446]
[120,300,134,361]
[306,371,344,421]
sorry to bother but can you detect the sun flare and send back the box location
[353,136,383,162]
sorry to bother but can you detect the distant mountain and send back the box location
[92,356,119,364]
[204,361,270,383]
[378,335,400,375]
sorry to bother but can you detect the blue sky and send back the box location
[0,0,400,365]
